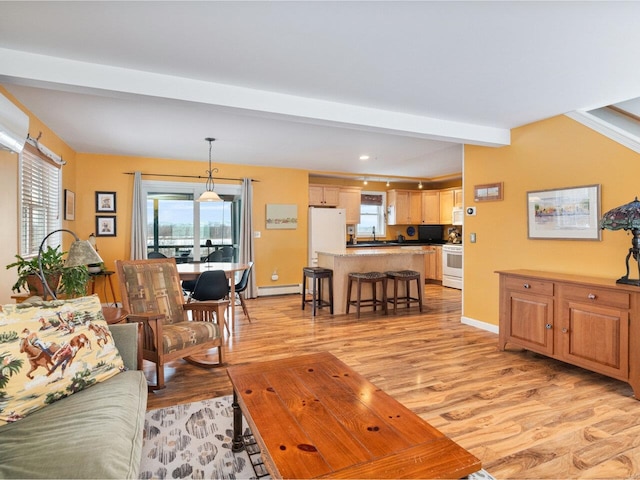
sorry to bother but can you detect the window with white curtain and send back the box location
[19,144,62,256]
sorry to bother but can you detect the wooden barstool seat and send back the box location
[346,272,388,318]
[386,270,423,314]
[302,267,334,315]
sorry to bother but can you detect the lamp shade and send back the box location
[600,197,640,231]
[197,190,222,202]
[66,240,103,267]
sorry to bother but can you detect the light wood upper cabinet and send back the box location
[409,191,422,224]
[454,189,463,208]
[309,184,340,206]
[421,191,440,224]
[439,190,454,225]
[387,190,421,225]
[338,187,361,225]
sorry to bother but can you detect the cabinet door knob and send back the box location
[545,323,552,329]
[562,328,568,333]
[588,293,596,300]
[523,283,530,289]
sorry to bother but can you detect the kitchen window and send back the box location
[357,191,386,238]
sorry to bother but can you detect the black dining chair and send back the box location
[188,269,230,333]
[231,262,253,322]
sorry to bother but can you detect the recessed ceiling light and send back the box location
[359,155,370,160]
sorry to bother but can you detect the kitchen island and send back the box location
[317,247,426,315]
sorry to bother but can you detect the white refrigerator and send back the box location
[308,207,346,267]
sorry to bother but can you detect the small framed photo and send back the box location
[96,191,116,213]
[64,189,75,221]
[96,215,117,237]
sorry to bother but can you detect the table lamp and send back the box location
[600,197,640,286]
[38,228,104,299]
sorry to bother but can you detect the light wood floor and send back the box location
[144,285,640,479]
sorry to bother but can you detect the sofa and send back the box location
[0,297,148,479]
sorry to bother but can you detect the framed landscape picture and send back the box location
[527,184,601,240]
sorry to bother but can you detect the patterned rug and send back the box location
[139,396,495,479]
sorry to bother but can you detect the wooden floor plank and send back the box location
[144,285,640,478]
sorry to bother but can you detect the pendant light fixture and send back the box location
[197,137,222,202]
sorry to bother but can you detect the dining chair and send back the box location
[115,258,228,390]
[148,251,167,259]
[231,261,253,322]
[187,269,231,333]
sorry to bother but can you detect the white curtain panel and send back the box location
[130,171,147,259]
[240,178,257,298]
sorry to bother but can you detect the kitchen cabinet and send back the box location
[387,190,409,225]
[439,190,454,224]
[338,187,361,225]
[387,189,422,225]
[423,245,442,281]
[421,191,440,224]
[309,184,340,207]
[497,270,640,397]
[454,189,463,208]
[409,191,422,224]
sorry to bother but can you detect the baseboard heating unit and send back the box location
[257,284,302,297]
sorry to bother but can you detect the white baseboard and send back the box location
[461,315,499,334]
[258,284,302,297]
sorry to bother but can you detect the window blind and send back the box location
[361,193,383,206]
[19,143,61,256]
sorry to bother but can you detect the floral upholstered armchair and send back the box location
[115,258,228,389]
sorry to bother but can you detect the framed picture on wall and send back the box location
[64,189,75,221]
[96,215,117,237]
[527,184,601,240]
[96,191,116,213]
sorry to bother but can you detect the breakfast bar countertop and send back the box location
[316,248,426,315]
[317,247,427,256]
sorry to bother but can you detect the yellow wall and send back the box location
[463,115,640,326]
[72,154,309,294]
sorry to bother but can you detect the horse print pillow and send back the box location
[0,295,124,425]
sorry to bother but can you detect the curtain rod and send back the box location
[123,172,258,182]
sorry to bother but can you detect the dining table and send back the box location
[176,262,250,323]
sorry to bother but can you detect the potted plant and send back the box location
[6,245,90,299]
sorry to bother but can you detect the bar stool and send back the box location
[302,267,334,315]
[346,272,388,318]
[385,270,423,314]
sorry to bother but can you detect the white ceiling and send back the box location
[2,1,640,181]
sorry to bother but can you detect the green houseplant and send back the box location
[6,245,90,299]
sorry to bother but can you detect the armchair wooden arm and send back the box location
[126,312,164,358]
[183,300,229,333]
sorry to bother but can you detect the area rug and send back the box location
[139,395,495,480]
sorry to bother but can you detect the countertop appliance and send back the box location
[418,225,444,243]
[308,207,346,267]
[442,243,463,290]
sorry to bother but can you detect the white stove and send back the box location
[442,243,462,289]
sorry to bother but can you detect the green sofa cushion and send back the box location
[0,369,147,479]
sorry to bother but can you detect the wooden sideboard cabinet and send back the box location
[497,269,640,398]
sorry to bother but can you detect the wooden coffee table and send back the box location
[227,351,480,479]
